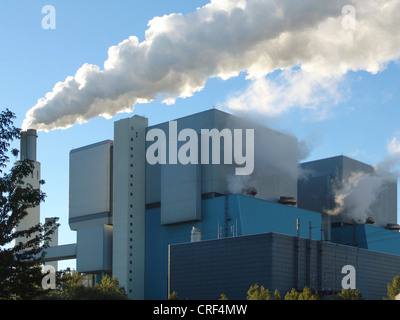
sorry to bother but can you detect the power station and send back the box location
[22,109,400,300]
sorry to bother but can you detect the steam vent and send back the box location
[42,109,400,300]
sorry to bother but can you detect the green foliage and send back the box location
[298,286,319,300]
[168,291,180,300]
[331,288,364,300]
[273,289,282,300]
[0,109,58,300]
[284,287,319,300]
[385,275,400,300]
[41,269,127,300]
[219,293,228,300]
[284,288,299,300]
[94,274,128,299]
[247,284,319,300]
[247,284,281,300]
[0,109,20,172]
[247,284,270,300]
[44,269,86,300]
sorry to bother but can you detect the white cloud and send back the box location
[388,136,400,155]
[225,68,344,120]
[225,0,400,116]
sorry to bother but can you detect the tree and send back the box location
[42,268,86,300]
[273,289,282,300]
[385,275,400,300]
[284,288,299,300]
[247,284,282,300]
[298,286,319,300]
[331,288,364,300]
[93,274,127,300]
[41,269,127,300]
[284,287,319,300]
[0,109,58,300]
[247,284,271,300]
[168,291,180,300]
[219,293,228,300]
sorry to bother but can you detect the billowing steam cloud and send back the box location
[22,0,400,131]
[325,137,400,224]
[324,171,394,223]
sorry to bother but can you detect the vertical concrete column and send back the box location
[112,115,148,299]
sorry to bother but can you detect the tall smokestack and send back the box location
[20,129,37,161]
[15,129,41,246]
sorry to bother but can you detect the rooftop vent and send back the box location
[278,196,297,206]
[244,187,257,197]
[191,226,202,242]
[385,223,400,231]
[365,217,375,224]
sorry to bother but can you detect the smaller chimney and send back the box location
[20,129,37,161]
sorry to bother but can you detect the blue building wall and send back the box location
[144,194,322,299]
[332,224,400,255]
[235,195,322,239]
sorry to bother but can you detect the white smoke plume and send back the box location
[22,0,400,131]
[324,171,393,223]
[325,136,400,224]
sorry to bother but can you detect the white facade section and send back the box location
[77,225,113,273]
[15,161,41,245]
[43,243,77,262]
[161,161,201,224]
[69,140,113,230]
[112,115,148,300]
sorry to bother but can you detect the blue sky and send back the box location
[1,1,400,270]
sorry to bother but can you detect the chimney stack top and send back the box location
[20,129,37,161]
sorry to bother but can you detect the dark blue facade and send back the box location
[144,194,322,299]
[169,232,400,300]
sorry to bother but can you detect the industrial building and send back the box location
[30,108,399,300]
